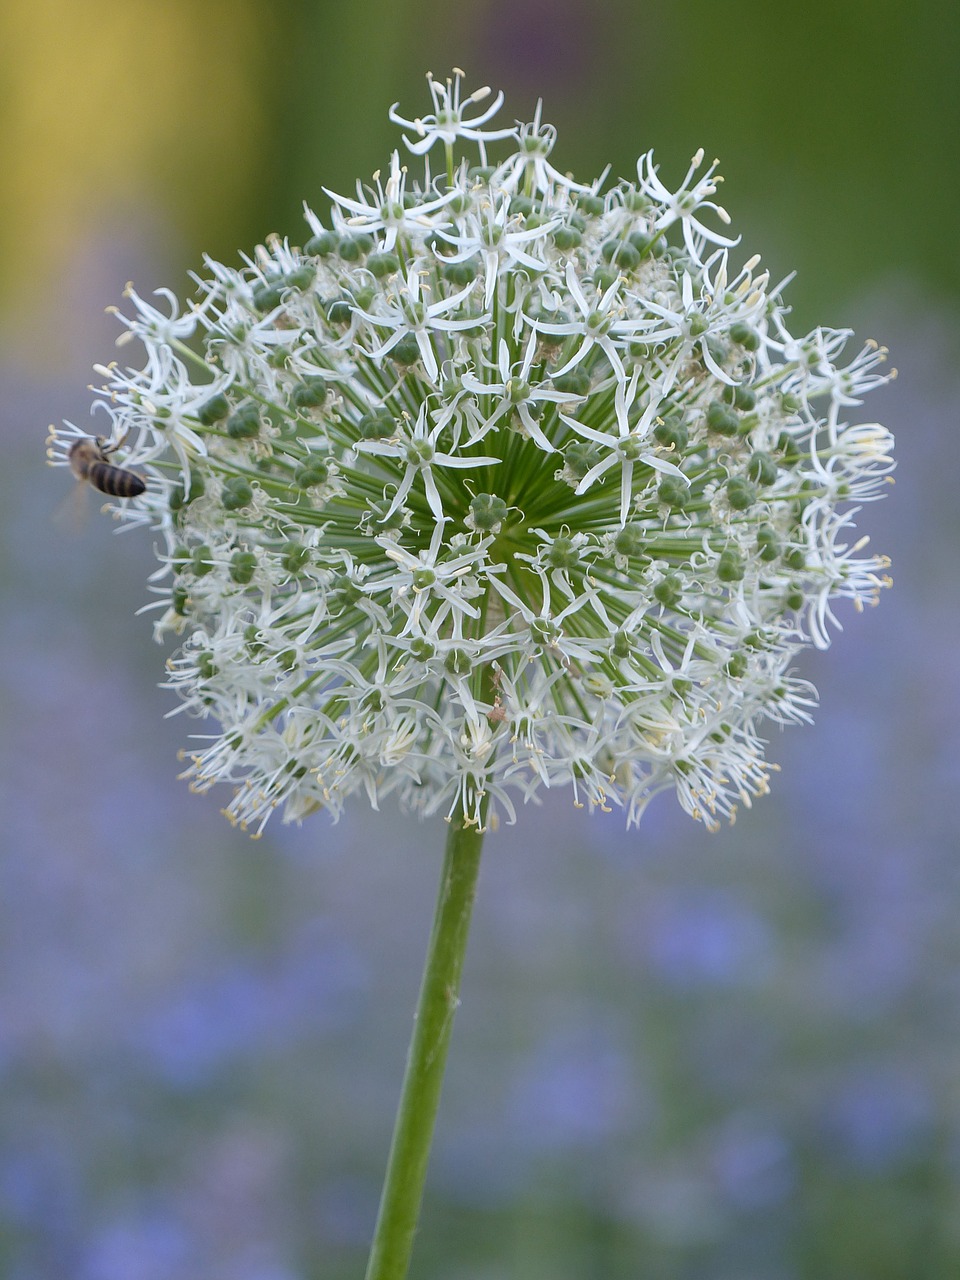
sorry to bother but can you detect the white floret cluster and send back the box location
[49,71,894,834]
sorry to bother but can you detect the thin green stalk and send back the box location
[363,805,486,1280]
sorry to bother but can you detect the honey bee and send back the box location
[68,436,146,498]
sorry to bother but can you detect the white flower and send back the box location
[356,265,486,380]
[50,71,894,835]
[637,147,739,257]
[324,151,458,252]
[353,402,499,525]
[388,69,516,162]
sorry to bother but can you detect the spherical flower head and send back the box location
[49,70,895,835]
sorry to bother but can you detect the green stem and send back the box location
[363,806,486,1280]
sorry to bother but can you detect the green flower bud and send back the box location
[191,544,215,576]
[467,493,509,532]
[706,401,739,436]
[654,574,683,607]
[357,409,395,440]
[658,476,688,510]
[747,451,779,485]
[230,550,257,584]
[304,231,338,256]
[726,476,757,510]
[227,405,260,439]
[293,459,331,489]
[196,394,230,425]
[613,525,646,559]
[717,547,745,582]
[291,377,328,409]
[221,477,253,510]
[756,524,780,561]
[281,543,310,573]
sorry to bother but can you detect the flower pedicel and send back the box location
[48,71,895,837]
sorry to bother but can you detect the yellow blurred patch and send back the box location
[0,0,267,310]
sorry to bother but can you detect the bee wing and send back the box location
[51,478,94,532]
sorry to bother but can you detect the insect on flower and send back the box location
[47,70,895,836]
[68,436,146,498]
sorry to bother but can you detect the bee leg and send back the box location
[100,429,130,457]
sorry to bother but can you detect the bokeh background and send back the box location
[2,3,958,1277]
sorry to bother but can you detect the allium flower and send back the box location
[49,71,894,835]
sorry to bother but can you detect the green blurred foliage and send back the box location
[0,0,955,334]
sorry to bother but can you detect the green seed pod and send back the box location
[326,299,352,326]
[561,440,602,481]
[726,476,757,510]
[546,536,579,570]
[756,524,780,561]
[688,312,709,338]
[338,234,374,262]
[441,262,478,286]
[706,401,739,436]
[611,630,633,659]
[467,493,509,532]
[717,547,745,582]
[230,550,257,584]
[776,432,803,467]
[366,495,408,532]
[531,617,560,645]
[391,334,422,365]
[747,451,779,486]
[227,405,260,439]
[552,369,592,397]
[552,226,582,250]
[730,322,760,351]
[628,231,654,255]
[293,459,331,489]
[785,586,805,611]
[614,525,645,558]
[196,393,230,425]
[576,193,604,216]
[722,383,758,411]
[601,239,641,270]
[653,414,688,451]
[286,265,315,290]
[191,544,215,576]
[331,574,363,605]
[221,477,254,510]
[168,473,205,512]
[291,377,327,409]
[252,281,285,312]
[726,651,748,678]
[368,252,401,279]
[304,231,338,256]
[658,476,688,510]
[444,648,471,675]
[783,546,807,571]
[654,574,683,608]
[281,543,310,573]
[357,409,395,440]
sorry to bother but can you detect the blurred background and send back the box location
[2,2,958,1277]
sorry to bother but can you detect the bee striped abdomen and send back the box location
[68,438,146,497]
[87,460,147,497]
